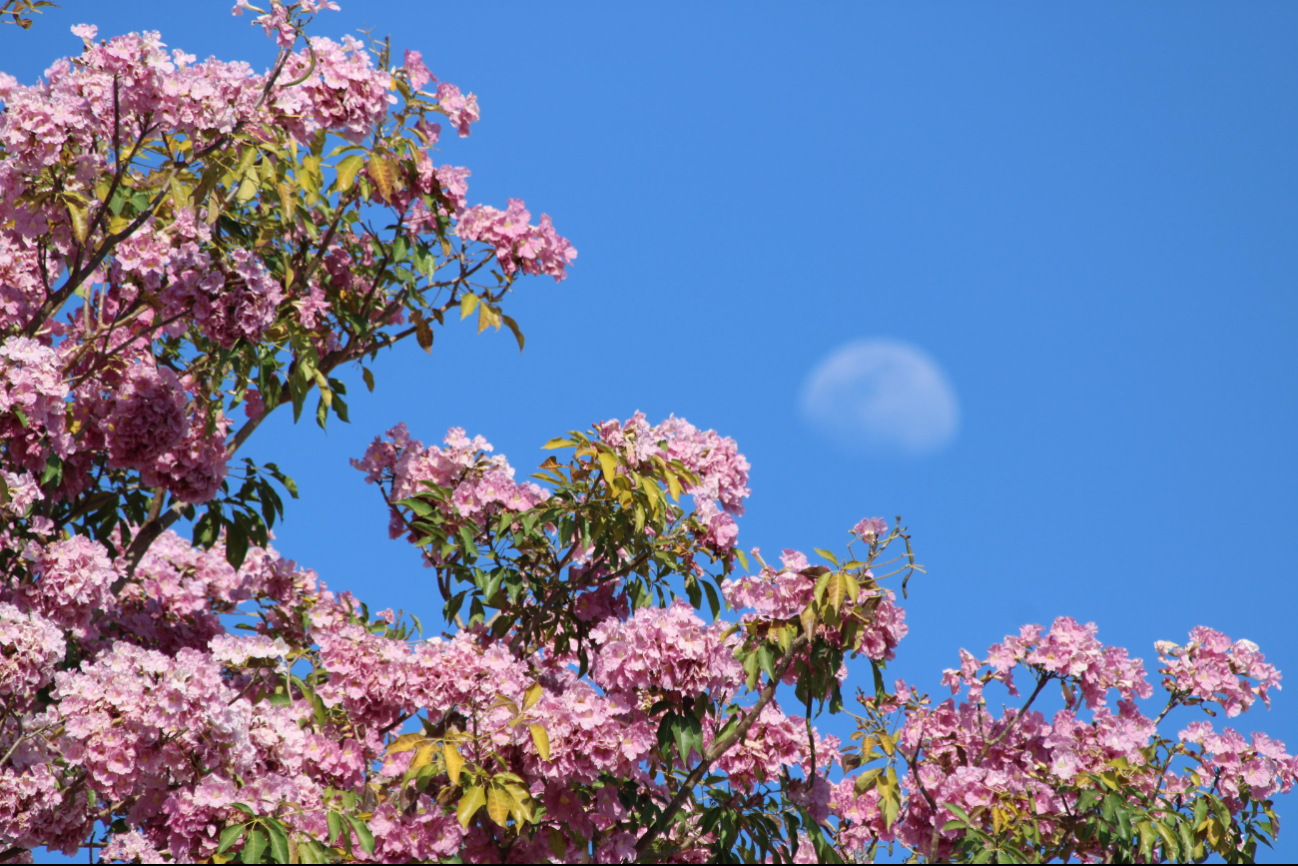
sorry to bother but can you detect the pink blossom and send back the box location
[0,602,64,707]
[1158,627,1280,716]
[106,363,188,471]
[436,82,479,137]
[589,599,741,705]
[403,49,434,92]
[456,198,577,282]
[853,517,887,540]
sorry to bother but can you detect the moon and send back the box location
[799,339,960,455]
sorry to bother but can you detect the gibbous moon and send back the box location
[799,339,960,455]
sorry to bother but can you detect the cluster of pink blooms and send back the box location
[830,624,1295,861]
[722,546,909,662]
[105,364,188,470]
[274,35,395,143]
[456,199,577,283]
[7,535,114,637]
[595,412,751,551]
[0,337,70,475]
[1156,626,1281,717]
[713,702,840,794]
[589,599,741,706]
[353,423,550,540]
[0,601,65,708]
[943,616,1153,707]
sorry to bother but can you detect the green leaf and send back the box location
[264,820,291,864]
[813,547,839,567]
[217,823,247,855]
[542,438,575,450]
[702,580,723,621]
[325,811,345,847]
[40,455,62,487]
[362,366,375,392]
[241,828,268,864]
[226,519,250,570]
[343,814,375,855]
[854,768,883,795]
[334,154,365,193]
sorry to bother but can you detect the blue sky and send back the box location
[8,1,1297,860]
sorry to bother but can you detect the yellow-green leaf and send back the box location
[842,571,860,603]
[444,742,464,785]
[277,181,296,223]
[387,733,425,755]
[523,682,543,710]
[549,828,567,859]
[369,154,396,200]
[501,314,525,352]
[663,468,682,501]
[236,171,260,204]
[827,572,846,611]
[880,766,901,827]
[486,785,512,827]
[334,154,365,194]
[542,438,575,450]
[597,452,619,486]
[409,743,438,776]
[504,784,534,824]
[460,293,479,319]
[477,301,500,334]
[814,547,839,566]
[66,201,89,244]
[854,767,883,795]
[799,604,817,638]
[457,785,486,828]
[529,724,550,761]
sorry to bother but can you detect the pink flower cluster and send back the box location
[2,470,43,519]
[456,198,577,282]
[0,602,64,708]
[722,548,908,661]
[598,413,751,514]
[0,235,42,330]
[352,423,549,539]
[1157,626,1281,717]
[594,412,751,551]
[589,599,741,705]
[436,82,480,137]
[106,364,188,471]
[50,643,257,804]
[275,35,395,143]
[138,411,230,504]
[853,516,887,540]
[944,617,1152,707]
[11,535,114,637]
[402,49,434,92]
[188,248,284,349]
[723,549,817,620]
[0,337,71,475]
[111,529,257,653]
[713,703,840,792]
[1180,722,1296,804]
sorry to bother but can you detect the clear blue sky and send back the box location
[7,1,1296,860]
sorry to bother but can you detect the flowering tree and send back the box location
[0,3,1291,863]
